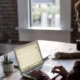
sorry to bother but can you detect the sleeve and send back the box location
[66,72,80,80]
[66,75,73,80]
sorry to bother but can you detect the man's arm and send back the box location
[32,70,51,80]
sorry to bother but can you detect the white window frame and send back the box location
[17,0,72,42]
[17,0,71,31]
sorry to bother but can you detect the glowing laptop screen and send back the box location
[15,42,42,72]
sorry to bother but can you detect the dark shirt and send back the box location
[67,69,80,80]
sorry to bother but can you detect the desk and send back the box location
[2,60,79,80]
[0,40,80,80]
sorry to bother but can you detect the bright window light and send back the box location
[30,0,60,28]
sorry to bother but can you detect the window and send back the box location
[30,0,60,28]
[17,0,71,42]
[17,0,71,30]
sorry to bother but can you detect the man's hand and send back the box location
[31,70,50,80]
[51,66,69,78]
[31,70,42,79]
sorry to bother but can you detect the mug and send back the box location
[76,39,80,51]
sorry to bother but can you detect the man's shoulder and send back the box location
[67,70,80,80]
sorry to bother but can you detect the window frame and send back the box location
[17,0,71,31]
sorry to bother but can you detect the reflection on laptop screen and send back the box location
[15,42,42,72]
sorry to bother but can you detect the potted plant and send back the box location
[2,55,14,73]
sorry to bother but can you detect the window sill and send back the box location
[17,27,72,32]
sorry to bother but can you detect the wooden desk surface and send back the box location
[0,40,80,80]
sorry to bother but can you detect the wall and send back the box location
[19,29,71,42]
[0,0,18,43]
[0,0,79,43]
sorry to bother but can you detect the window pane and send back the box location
[31,0,60,27]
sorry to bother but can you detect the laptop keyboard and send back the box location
[26,66,42,76]
[26,64,53,77]
[26,71,33,76]
[26,64,55,79]
[35,65,42,71]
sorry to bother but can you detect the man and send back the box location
[75,0,80,32]
[32,61,80,80]
[32,1,80,80]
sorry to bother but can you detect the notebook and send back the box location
[14,41,58,80]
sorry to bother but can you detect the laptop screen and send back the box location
[15,42,43,72]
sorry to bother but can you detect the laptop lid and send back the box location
[14,41,43,75]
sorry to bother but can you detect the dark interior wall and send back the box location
[71,0,80,43]
[0,0,79,43]
[0,0,18,43]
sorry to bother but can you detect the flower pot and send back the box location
[2,63,14,72]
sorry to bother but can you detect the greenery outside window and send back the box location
[30,0,60,28]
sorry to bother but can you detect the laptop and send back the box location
[14,41,58,80]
